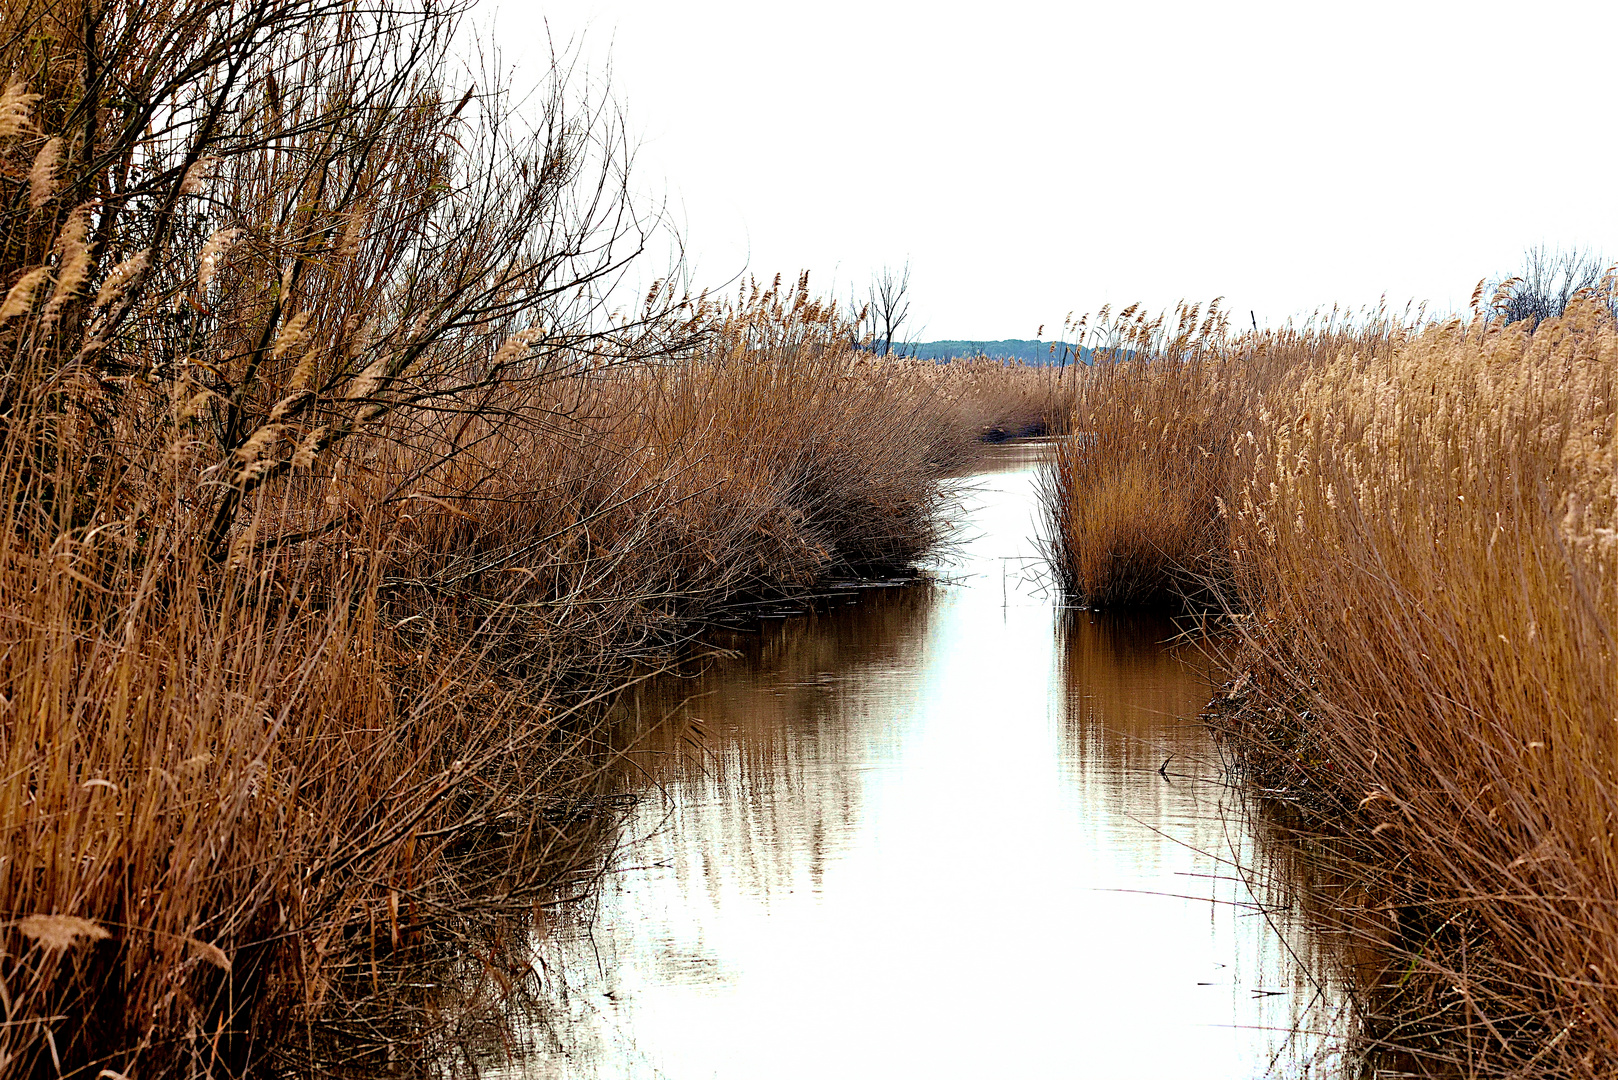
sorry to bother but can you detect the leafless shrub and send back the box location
[1490,245,1617,328]
[851,261,913,357]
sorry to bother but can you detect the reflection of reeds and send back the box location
[1058,608,1368,1075]
[1041,293,1618,1075]
[1056,608,1220,768]
[1216,790,1404,1076]
[601,585,938,901]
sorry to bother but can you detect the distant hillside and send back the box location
[901,339,1094,365]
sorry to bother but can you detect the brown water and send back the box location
[511,443,1354,1079]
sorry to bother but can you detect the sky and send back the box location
[484,0,1618,341]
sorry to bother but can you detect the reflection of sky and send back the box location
[514,446,1351,1080]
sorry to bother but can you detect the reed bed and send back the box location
[1043,303,1314,608]
[886,355,1072,446]
[0,2,986,1074]
[1041,294,1618,1075]
[0,276,966,1075]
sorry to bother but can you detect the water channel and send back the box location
[510,443,1355,1079]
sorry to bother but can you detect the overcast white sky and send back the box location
[486,0,1618,340]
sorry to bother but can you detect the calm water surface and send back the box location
[512,443,1352,1079]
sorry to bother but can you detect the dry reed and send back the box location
[887,355,1071,448]
[0,3,983,1076]
[1041,289,1618,1075]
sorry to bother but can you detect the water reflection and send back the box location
[509,445,1354,1079]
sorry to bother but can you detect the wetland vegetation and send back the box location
[1042,295,1618,1077]
[3,0,1615,1076]
[0,0,1064,1074]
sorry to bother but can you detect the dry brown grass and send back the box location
[1040,347,1235,609]
[1042,291,1618,1075]
[0,3,976,1076]
[1038,301,1388,609]
[890,356,1071,448]
[1226,301,1618,1076]
[0,283,966,1078]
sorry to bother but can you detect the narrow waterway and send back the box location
[512,443,1353,1079]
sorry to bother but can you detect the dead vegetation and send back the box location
[1041,289,1618,1075]
[0,1,1002,1076]
[887,354,1071,447]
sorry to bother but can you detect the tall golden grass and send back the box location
[0,273,980,1077]
[0,1,1028,1073]
[1039,301,1406,609]
[1043,292,1618,1074]
[889,355,1070,445]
